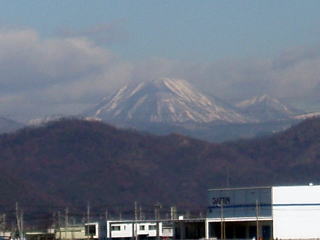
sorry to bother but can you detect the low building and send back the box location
[107,220,173,240]
[55,224,86,240]
[25,231,55,240]
[0,231,11,240]
[55,220,173,240]
[84,222,107,240]
[173,218,206,240]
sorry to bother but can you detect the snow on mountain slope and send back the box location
[294,112,320,120]
[28,115,65,126]
[236,94,301,121]
[87,78,248,124]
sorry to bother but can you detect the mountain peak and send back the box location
[151,77,182,85]
[86,78,247,124]
[257,94,273,101]
[236,94,300,121]
[236,94,281,107]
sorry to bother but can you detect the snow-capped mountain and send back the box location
[235,94,302,122]
[87,78,248,124]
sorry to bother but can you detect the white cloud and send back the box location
[1,28,320,122]
[57,22,128,45]
[0,28,131,121]
[138,46,320,102]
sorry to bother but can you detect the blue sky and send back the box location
[1,0,320,61]
[1,0,320,120]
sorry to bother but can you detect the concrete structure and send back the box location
[84,222,106,239]
[173,218,206,240]
[55,224,86,240]
[107,220,173,239]
[272,185,320,239]
[206,185,320,240]
[25,231,55,240]
[49,185,320,240]
[0,231,11,240]
[55,220,173,240]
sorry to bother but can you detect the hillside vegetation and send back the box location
[0,118,320,214]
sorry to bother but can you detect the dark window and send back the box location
[85,225,96,236]
[111,226,121,231]
[262,225,271,240]
[149,225,157,230]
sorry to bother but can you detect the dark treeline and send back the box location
[0,118,320,219]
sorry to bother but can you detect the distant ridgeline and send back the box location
[0,118,319,215]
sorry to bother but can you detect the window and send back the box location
[111,226,121,231]
[85,225,96,236]
[148,225,157,230]
[140,225,145,231]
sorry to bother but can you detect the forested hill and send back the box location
[227,117,320,184]
[0,118,320,213]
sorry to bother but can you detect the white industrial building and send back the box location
[106,220,173,239]
[54,221,173,240]
[49,184,320,240]
[205,184,320,240]
[60,221,173,240]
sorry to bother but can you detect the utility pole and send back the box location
[256,200,260,240]
[226,167,230,187]
[139,206,143,220]
[170,206,177,220]
[3,214,6,232]
[134,201,138,221]
[52,212,56,230]
[0,214,6,234]
[154,203,161,220]
[219,201,224,240]
[65,208,69,240]
[16,202,20,239]
[71,216,75,240]
[21,210,24,240]
[134,201,138,240]
[15,202,23,240]
[154,203,161,240]
[105,209,108,222]
[87,202,90,223]
[58,211,61,240]
[185,210,190,219]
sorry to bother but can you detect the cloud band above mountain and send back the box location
[0,28,320,121]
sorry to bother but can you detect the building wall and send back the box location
[55,225,86,240]
[272,185,320,239]
[107,222,133,238]
[207,187,272,218]
[85,222,106,239]
[107,221,164,238]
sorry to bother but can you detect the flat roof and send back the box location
[208,186,271,191]
[208,184,320,191]
[207,216,273,222]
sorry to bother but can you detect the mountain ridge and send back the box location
[0,118,320,213]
